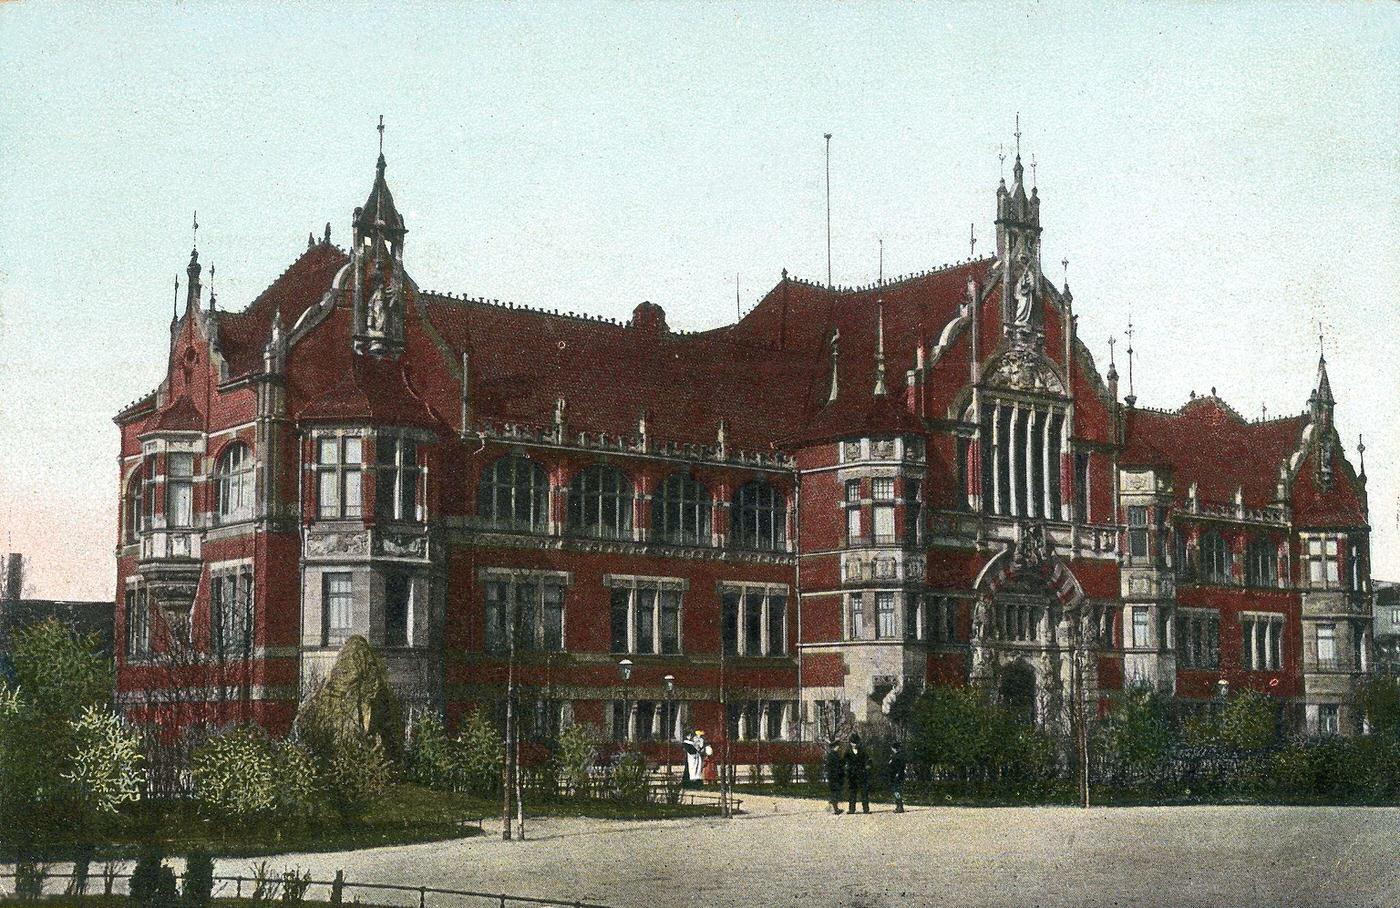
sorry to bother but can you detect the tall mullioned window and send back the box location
[651,474,711,546]
[1175,610,1220,669]
[731,480,786,551]
[322,572,354,646]
[211,569,253,656]
[316,436,362,519]
[1304,535,1340,589]
[375,435,420,522]
[215,443,254,523]
[872,478,896,544]
[1245,537,1278,588]
[1200,530,1231,585]
[124,587,151,659]
[166,452,195,527]
[568,464,633,540]
[720,587,786,656]
[487,577,567,654]
[124,467,145,542]
[478,456,549,532]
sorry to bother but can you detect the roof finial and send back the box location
[970,223,977,259]
[878,237,883,284]
[873,299,888,398]
[1030,153,1037,188]
[192,210,199,252]
[208,263,216,311]
[378,115,385,155]
[1358,433,1366,479]
[172,274,179,322]
[824,132,833,289]
[827,327,840,405]
[998,144,1006,182]
[1014,112,1022,158]
[1124,305,1137,407]
[1108,335,1116,368]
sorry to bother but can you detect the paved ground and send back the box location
[200,795,1400,908]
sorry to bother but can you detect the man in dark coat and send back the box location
[844,732,871,814]
[823,739,845,815]
[888,740,907,813]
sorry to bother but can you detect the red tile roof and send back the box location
[297,353,440,428]
[216,243,349,378]
[1122,398,1307,508]
[145,395,204,434]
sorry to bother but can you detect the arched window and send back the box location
[1201,530,1231,585]
[478,456,549,532]
[1245,536,1278,588]
[731,481,786,551]
[568,464,633,539]
[651,473,711,546]
[215,442,254,523]
[123,467,145,543]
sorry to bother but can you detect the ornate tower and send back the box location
[352,119,407,358]
[995,150,1043,344]
[1309,352,1336,488]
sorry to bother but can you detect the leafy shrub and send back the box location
[279,869,311,907]
[1102,683,1177,786]
[770,761,794,787]
[130,850,164,907]
[318,733,392,821]
[183,849,214,908]
[612,750,649,803]
[1217,690,1280,752]
[453,708,504,797]
[154,867,180,908]
[14,861,46,901]
[192,725,281,821]
[802,761,824,785]
[248,862,278,906]
[63,706,146,814]
[405,712,455,790]
[555,722,598,798]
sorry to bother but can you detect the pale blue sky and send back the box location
[1,2,1396,598]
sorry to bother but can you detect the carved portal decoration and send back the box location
[379,532,427,558]
[985,346,1065,395]
[1013,521,1053,572]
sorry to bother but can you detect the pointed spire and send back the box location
[207,264,216,312]
[172,274,180,323]
[873,300,888,398]
[308,232,316,250]
[1314,345,1334,407]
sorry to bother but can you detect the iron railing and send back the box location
[0,870,616,908]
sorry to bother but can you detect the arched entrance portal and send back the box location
[998,660,1037,726]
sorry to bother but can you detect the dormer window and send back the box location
[316,435,363,519]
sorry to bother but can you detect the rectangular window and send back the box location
[846,479,861,503]
[167,453,194,527]
[212,571,253,656]
[611,701,629,743]
[323,572,353,646]
[766,702,786,741]
[124,588,150,658]
[1305,536,1340,588]
[1132,606,1151,649]
[634,588,656,655]
[660,589,681,655]
[744,592,764,655]
[766,595,786,656]
[610,588,630,653]
[1128,506,1149,559]
[722,591,740,656]
[316,436,363,519]
[1319,704,1339,735]
[486,580,509,654]
[544,584,565,652]
[849,592,865,640]
[515,582,537,651]
[904,479,922,544]
[1269,620,1283,671]
[1317,623,1336,667]
[904,594,920,640]
[872,478,895,544]
[876,591,896,639]
[743,703,760,741]
[1075,451,1090,522]
[375,436,420,522]
[1242,617,1255,669]
[385,573,411,647]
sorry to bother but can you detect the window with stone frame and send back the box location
[848,592,865,640]
[876,591,897,639]
[845,479,862,544]
[609,581,682,656]
[1131,606,1151,649]
[166,452,195,528]
[384,572,413,647]
[1127,506,1149,559]
[1174,610,1220,670]
[568,464,633,540]
[1245,536,1279,588]
[904,479,923,545]
[322,572,354,646]
[375,434,420,522]
[872,478,896,544]
[211,568,254,656]
[1200,530,1232,585]
[725,701,793,741]
[651,473,712,546]
[315,435,363,519]
[1173,527,1191,579]
[485,575,567,654]
[124,587,151,659]
[719,585,785,656]
[1316,623,1338,670]
[1240,613,1284,671]
[1346,538,1366,592]
[1318,704,1340,735]
[215,442,254,523]
[731,480,787,551]
[477,455,548,532]
[1303,534,1340,589]
[124,467,145,542]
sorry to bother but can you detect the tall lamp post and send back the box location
[618,659,634,747]
[663,674,676,778]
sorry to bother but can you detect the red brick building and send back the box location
[114,144,1374,761]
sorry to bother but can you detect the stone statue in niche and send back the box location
[1012,253,1035,326]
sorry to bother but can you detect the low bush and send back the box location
[770,761,794,787]
[183,848,214,908]
[612,751,649,804]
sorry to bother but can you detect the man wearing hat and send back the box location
[844,732,871,814]
[888,740,907,813]
[823,738,845,815]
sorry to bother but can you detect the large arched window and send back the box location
[731,480,787,551]
[123,467,145,543]
[215,442,254,523]
[568,464,633,539]
[651,474,712,546]
[1200,530,1231,585]
[478,456,550,532]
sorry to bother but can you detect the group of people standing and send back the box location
[824,734,905,815]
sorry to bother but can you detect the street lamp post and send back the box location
[618,659,634,747]
[663,674,676,778]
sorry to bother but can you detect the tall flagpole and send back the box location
[824,133,832,288]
